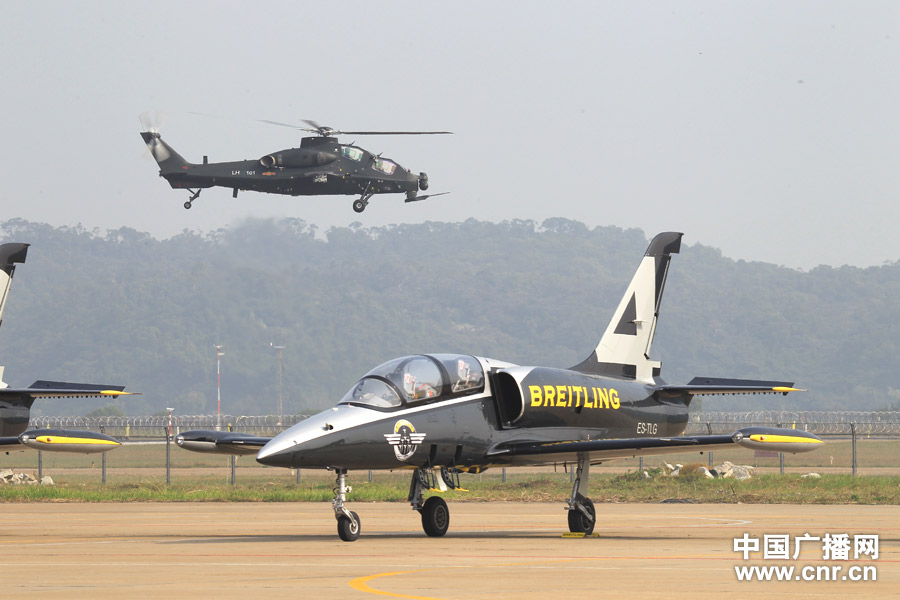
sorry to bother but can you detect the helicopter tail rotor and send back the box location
[139,111,171,162]
[139,130,190,171]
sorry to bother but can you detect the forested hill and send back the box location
[0,217,897,416]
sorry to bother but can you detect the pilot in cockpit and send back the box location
[452,358,483,393]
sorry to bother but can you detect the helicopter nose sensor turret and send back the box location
[418,172,429,191]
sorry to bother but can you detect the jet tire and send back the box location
[567,497,595,535]
[337,511,361,542]
[184,201,192,210]
[352,200,366,213]
[420,496,449,537]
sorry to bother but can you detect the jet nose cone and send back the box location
[256,438,296,467]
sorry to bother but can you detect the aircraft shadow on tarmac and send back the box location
[160,531,703,544]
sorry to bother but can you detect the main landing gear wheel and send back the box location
[420,496,449,537]
[337,511,361,542]
[352,199,366,213]
[184,201,192,209]
[567,497,595,535]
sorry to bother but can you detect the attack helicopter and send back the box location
[140,119,451,213]
[175,232,823,542]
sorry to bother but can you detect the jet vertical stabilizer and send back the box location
[570,232,682,382]
[0,243,29,333]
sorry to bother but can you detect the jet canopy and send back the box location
[338,354,485,410]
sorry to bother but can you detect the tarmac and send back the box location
[1,501,897,599]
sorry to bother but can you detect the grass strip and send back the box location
[2,472,899,504]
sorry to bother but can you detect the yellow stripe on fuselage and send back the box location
[749,434,824,445]
[35,435,120,447]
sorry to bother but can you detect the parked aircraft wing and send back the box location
[175,430,271,456]
[1,429,122,454]
[0,436,25,452]
[486,426,823,463]
[16,429,121,453]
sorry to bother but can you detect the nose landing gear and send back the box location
[332,469,361,542]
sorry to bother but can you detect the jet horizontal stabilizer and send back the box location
[659,377,805,396]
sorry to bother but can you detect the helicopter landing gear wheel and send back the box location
[420,496,449,537]
[352,199,366,213]
[337,511,361,542]
[184,189,201,209]
[567,496,595,534]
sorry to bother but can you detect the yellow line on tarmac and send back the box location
[349,570,441,600]
[349,555,732,600]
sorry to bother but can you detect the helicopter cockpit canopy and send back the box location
[338,354,485,410]
[372,157,397,175]
[341,146,364,161]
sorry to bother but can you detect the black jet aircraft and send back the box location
[176,232,823,541]
[140,120,450,213]
[0,243,135,454]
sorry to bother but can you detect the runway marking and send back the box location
[350,571,438,600]
[349,557,728,600]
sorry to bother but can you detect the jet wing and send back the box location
[0,436,27,453]
[175,430,271,456]
[1,429,122,454]
[658,377,804,396]
[487,426,823,464]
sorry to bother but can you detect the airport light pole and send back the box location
[214,345,224,431]
[166,407,174,486]
[270,343,285,425]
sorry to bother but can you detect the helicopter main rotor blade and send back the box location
[258,119,453,136]
[340,131,453,135]
[258,119,301,129]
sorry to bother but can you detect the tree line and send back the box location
[0,217,897,416]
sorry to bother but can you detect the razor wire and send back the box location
[29,411,900,438]
[29,414,309,437]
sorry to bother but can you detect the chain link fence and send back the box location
[13,412,900,483]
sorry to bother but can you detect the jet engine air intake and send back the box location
[494,367,631,429]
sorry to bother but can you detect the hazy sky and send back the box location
[2,1,898,269]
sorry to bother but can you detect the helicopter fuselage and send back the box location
[165,137,422,196]
[141,132,432,212]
